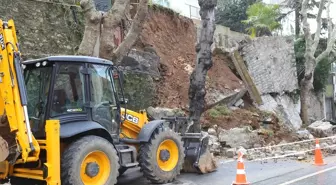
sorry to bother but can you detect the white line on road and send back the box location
[278,165,336,185]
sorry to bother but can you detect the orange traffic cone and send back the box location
[232,152,250,185]
[314,139,326,166]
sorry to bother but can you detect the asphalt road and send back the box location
[117,155,336,185]
[2,156,336,185]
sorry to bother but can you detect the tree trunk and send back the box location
[300,76,312,126]
[99,0,130,60]
[78,0,148,60]
[78,0,103,56]
[188,0,217,133]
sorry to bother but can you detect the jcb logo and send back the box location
[122,114,139,124]
[0,34,4,50]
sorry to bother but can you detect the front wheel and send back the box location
[139,127,185,184]
[61,136,119,185]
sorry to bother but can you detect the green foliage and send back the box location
[242,2,281,37]
[208,105,231,118]
[294,37,331,92]
[215,0,259,33]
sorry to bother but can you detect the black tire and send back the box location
[139,127,185,184]
[61,136,119,185]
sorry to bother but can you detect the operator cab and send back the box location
[22,56,125,139]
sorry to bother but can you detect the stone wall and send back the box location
[0,0,84,59]
[240,36,298,94]
[193,20,247,50]
[0,0,156,110]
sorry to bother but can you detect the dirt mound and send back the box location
[136,7,244,109]
[203,107,261,130]
[203,107,297,145]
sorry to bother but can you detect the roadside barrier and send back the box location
[229,137,333,184]
[244,135,336,162]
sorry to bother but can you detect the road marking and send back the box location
[278,165,336,185]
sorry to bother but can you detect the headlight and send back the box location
[35,62,41,67]
[42,61,47,66]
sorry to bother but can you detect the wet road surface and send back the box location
[117,155,336,185]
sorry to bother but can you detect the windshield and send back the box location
[24,66,53,119]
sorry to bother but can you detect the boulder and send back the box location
[209,135,221,154]
[218,127,262,149]
[308,121,333,138]
[224,148,236,158]
[207,128,217,136]
[120,49,160,77]
[296,129,314,140]
[146,107,185,120]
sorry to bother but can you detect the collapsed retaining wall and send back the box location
[240,36,302,131]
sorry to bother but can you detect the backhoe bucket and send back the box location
[0,115,17,163]
[0,136,9,162]
[182,133,218,173]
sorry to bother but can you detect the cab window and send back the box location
[51,64,86,117]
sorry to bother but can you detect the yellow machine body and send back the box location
[0,19,61,185]
[120,109,149,139]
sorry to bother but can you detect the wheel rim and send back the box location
[156,139,179,171]
[80,151,111,185]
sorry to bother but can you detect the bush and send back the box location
[207,105,231,118]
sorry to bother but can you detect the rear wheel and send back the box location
[139,127,185,184]
[61,136,119,185]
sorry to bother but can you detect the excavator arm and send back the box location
[0,19,40,163]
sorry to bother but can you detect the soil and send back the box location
[135,8,295,146]
[203,107,298,145]
[203,108,261,130]
[136,8,244,110]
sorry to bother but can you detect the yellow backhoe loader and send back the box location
[0,19,212,185]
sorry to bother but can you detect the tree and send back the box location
[300,0,336,125]
[78,0,148,62]
[215,0,259,33]
[284,0,328,37]
[242,2,282,37]
[188,0,217,133]
[184,0,218,174]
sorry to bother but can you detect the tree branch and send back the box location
[327,0,333,39]
[316,0,336,64]
[301,0,315,76]
[312,0,326,53]
[316,28,336,63]
[99,0,131,59]
[78,0,103,56]
[112,0,149,62]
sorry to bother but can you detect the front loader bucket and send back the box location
[182,133,218,173]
